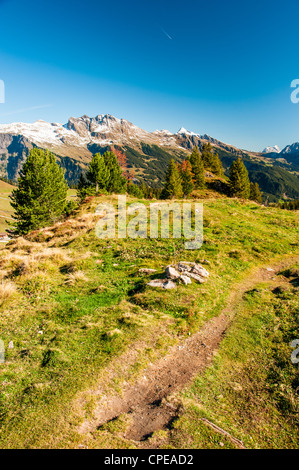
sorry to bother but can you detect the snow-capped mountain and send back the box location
[262,145,280,154]
[281,142,299,154]
[0,113,298,202]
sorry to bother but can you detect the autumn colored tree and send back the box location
[179,159,194,197]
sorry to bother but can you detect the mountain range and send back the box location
[0,114,298,201]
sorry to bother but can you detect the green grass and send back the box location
[0,195,298,448]
[169,265,299,449]
[0,188,77,232]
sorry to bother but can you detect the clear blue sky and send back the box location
[0,0,298,151]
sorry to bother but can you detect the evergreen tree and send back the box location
[89,153,109,193]
[9,149,68,234]
[201,143,214,168]
[179,160,194,197]
[229,157,250,198]
[210,153,224,176]
[201,143,224,176]
[249,182,263,203]
[77,172,95,202]
[189,146,205,189]
[103,151,127,194]
[161,159,183,199]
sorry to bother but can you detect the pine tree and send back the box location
[89,153,109,193]
[249,182,263,203]
[210,153,224,176]
[179,160,194,197]
[229,157,250,198]
[189,146,205,189]
[201,143,224,176]
[103,151,127,193]
[9,149,68,234]
[161,159,183,199]
[201,143,214,168]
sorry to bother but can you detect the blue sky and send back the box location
[0,0,298,151]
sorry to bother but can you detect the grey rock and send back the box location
[147,279,176,289]
[186,272,206,283]
[138,268,157,275]
[191,264,209,278]
[165,266,180,279]
[180,274,192,285]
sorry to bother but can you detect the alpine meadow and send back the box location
[0,0,298,457]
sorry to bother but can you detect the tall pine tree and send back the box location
[189,146,205,189]
[229,157,250,198]
[161,159,183,199]
[89,153,109,193]
[179,160,194,197]
[249,182,262,203]
[9,149,68,234]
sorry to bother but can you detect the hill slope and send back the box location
[0,195,298,448]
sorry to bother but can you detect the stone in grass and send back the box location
[177,262,193,272]
[138,268,157,275]
[147,279,176,289]
[191,264,210,278]
[186,272,206,283]
[165,266,180,279]
[180,274,192,285]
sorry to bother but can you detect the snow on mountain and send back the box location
[0,119,88,147]
[262,145,281,154]
[281,142,299,154]
[176,127,199,136]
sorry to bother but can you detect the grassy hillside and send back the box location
[0,187,77,233]
[0,194,298,448]
[0,180,15,233]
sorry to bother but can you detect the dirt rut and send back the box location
[78,256,299,442]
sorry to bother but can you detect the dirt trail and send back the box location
[78,255,299,443]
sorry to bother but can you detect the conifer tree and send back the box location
[229,157,250,198]
[89,153,109,193]
[201,143,224,176]
[179,160,194,197]
[9,149,68,234]
[103,151,127,194]
[249,181,263,203]
[161,159,183,199]
[201,143,214,168]
[189,146,205,189]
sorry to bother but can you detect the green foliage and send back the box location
[103,151,127,194]
[9,149,68,234]
[229,157,250,198]
[77,151,127,199]
[250,182,263,203]
[127,182,144,198]
[161,159,183,199]
[189,146,205,189]
[201,143,224,176]
[89,153,109,193]
[179,159,194,197]
[278,199,299,210]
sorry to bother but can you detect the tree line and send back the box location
[161,144,262,203]
[8,144,271,235]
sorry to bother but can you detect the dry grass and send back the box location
[0,281,17,302]
[64,271,89,285]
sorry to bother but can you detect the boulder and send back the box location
[191,264,209,278]
[186,272,206,283]
[180,274,192,285]
[147,279,176,289]
[165,266,180,279]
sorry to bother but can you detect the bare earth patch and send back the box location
[77,255,299,446]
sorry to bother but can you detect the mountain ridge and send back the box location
[0,114,298,201]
